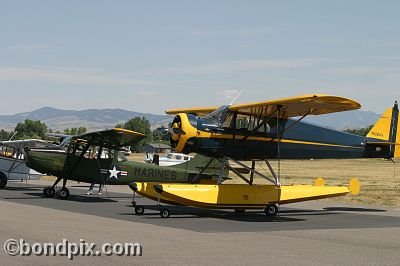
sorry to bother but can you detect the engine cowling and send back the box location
[169,113,198,154]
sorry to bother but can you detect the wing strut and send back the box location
[228,158,276,184]
[249,108,315,159]
[236,107,279,146]
[276,105,282,186]
[190,158,216,184]
[217,157,228,184]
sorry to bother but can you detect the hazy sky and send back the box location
[1,1,399,115]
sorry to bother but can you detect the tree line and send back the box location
[0,117,169,152]
[344,125,373,136]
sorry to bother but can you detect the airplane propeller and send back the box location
[169,115,187,149]
[169,126,186,136]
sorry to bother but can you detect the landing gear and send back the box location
[160,208,171,218]
[43,177,70,200]
[0,172,7,189]
[43,186,56,198]
[156,191,171,218]
[56,187,70,200]
[264,204,279,217]
[134,205,145,215]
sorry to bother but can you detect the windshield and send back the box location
[117,152,127,162]
[203,105,230,127]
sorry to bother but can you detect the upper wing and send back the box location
[0,139,56,149]
[166,94,361,118]
[71,128,146,149]
[45,133,70,139]
[166,106,220,116]
[230,94,361,118]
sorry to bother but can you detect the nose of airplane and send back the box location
[169,114,187,149]
[169,113,198,153]
[25,148,41,171]
[24,147,33,166]
[24,148,55,175]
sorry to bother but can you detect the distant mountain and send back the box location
[304,110,381,130]
[0,107,171,131]
[0,107,381,132]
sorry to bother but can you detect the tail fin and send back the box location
[367,101,399,158]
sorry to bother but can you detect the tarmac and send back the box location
[1,180,400,265]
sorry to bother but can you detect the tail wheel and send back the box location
[160,208,171,218]
[43,186,56,198]
[264,204,279,217]
[0,172,7,189]
[57,187,70,200]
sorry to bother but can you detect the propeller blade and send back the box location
[169,127,186,135]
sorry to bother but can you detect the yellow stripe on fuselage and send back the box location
[195,131,363,149]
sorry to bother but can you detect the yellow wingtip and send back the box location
[113,128,146,137]
[314,177,326,186]
[348,178,361,195]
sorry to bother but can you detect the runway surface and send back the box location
[1,181,400,265]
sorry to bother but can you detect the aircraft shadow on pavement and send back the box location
[120,205,305,222]
[323,207,386,212]
[3,186,45,191]
[62,194,118,203]
[11,192,119,203]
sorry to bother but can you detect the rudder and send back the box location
[367,101,399,158]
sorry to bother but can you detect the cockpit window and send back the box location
[235,114,272,133]
[117,152,127,162]
[203,105,230,127]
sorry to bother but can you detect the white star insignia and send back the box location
[108,166,121,179]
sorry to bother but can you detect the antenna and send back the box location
[230,90,243,105]
[9,131,17,141]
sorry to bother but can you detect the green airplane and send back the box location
[25,128,224,203]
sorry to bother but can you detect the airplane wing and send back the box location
[0,139,56,149]
[71,128,146,149]
[229,94,361,118]
[166,106,220,116]
[166,94,361,118]
[45,133,70,139]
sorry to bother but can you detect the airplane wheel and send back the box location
[43,187,56,198]
[57,188,70,200]
[160,208,171,218]
[264,204,279,217]
[134,206,145,215]
[234,209,246,213]
[0,172,7,189]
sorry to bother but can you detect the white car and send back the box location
[145,152,193,166]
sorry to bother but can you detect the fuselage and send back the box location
[25,149,217,185]
[170,112,389,160]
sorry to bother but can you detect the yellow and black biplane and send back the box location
[130,94,399,217]
[166,94,399,161]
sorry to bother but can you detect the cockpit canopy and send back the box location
[202,105,231,127]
